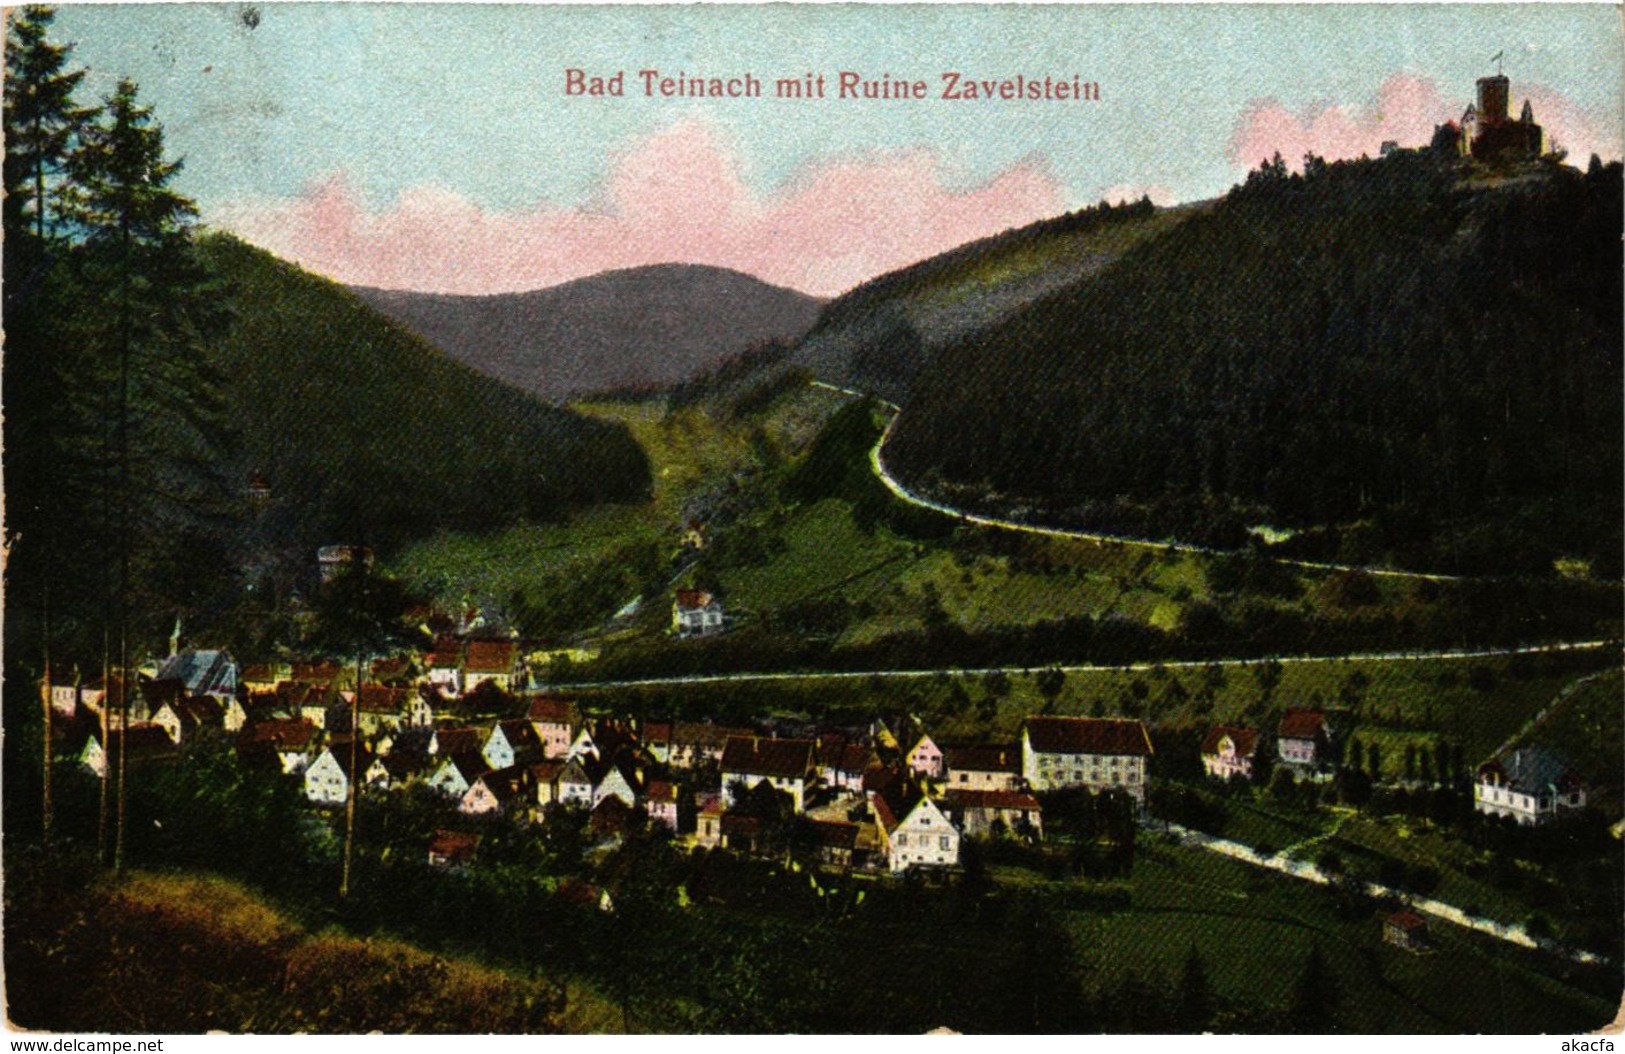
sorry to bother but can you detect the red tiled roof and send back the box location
[1201,725,1260,758]
[943,743,1020,774]
[945,789,1042,812]
[356,685,408,713]
[291,661,341,682]
[1386,910,1428,931]
[833,742,875,774]
[526,696,579,725]
[99,724,179,761]
[808,819,861,850]
[428,829,479,861]
[1023,717,1153,757]
[643,720,674,744]
[720,736,816,780]
[673,722,751,749]
[529,759,567,784]
[240,718,316,750]
[472,765,530,802]
[433,727,486,755]
[465,639,517,674]
[1278,708,1328,741]
[429,636,462,668]
[674,589,716,611]
[645,779,679,804]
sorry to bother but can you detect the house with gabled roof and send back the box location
[152,696,226,745]
[1021,716,1154,802]
[874,788,959,872]
[529,759,568,810]
[806,818,865,870]
[461,765,532,818]
[428,751,490,799]
[556,756,597,808]
[484,717,543,770]
[824,741,879,796]
[237,718,317,774]
[594,757,645,809]
[464,639,520,693]
[80,725,178,778]
[305,744,374,806]
[1474,746,1587,826]
[721,736,819,813]
[427,637,464,694]
[1201,725,1260,782]
[239,663,287,693]
[430,726,486,757]
[526,695,580,758]
[905,732,946,780]
[1383,910,1431,952]
[672,589,726,638]
[349,685,409,738]
[428,829,479,870]
[366,751,426,791]
[668,722,752,769]
[645,779,681,832]
[1277,708,1334,771]
[943,743,1023,792]
[642,720,675,763]
[944,788,1043,840]
[156,648,239,703]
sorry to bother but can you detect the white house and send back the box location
[876,792,959,872]
[1278,709,1333,772]
[944,788,1044,839]
[645,780,680,832]
[594,760,643,809]
[152,696,225,744]
[672,589,725,638]
[461,766,531,818]
[428,752,490,799]
[556,756,597,808]
[720,736,818,813]
[464,639,520,694]
[305,745,373,807]
[484,718,542,770]
[1474,746,1587,826]
[1201,725,1259,782]
[1021,716,1153,803]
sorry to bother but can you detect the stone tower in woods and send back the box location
[1438,70,1547,162]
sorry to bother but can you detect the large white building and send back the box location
[1474,746,1586,826]
[1021,716,1153,803]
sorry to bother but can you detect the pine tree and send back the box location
[4,4,96,843]
[1176,944,1217,1031]
[1287,943,1338,1032]
[66,77,234,873]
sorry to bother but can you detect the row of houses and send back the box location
[1200,709,1589,827]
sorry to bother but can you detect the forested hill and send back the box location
[350,264,822,401]
[883,154,1624,577]
[202,234,651,549]
[791,198,1205,405]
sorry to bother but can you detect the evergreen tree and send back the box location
[1176,944,1217,1031]
[1287,943,1338,1032]
[3,6,93,254]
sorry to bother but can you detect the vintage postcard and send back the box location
[4,1,1622,1037]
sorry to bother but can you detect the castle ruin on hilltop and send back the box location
[1432,70,1548,162]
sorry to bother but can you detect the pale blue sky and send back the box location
[50,3,1623,218]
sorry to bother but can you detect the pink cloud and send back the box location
[1228,73,1620,173]
[210,120,1064,298]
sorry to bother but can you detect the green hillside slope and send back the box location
[884,154,1623,576]
[792,197,1203,403]
[201,234,651,553]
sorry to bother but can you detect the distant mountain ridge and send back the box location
[351,264,823,401]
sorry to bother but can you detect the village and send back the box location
[47,581,1594,938]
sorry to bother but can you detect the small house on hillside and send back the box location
[1277,709,1333,772]
[1474,746,1587,826]
[874,790,959,873]
[673,589,725,638]
[1383,910,1431,952]
[1201,725,1260,782]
